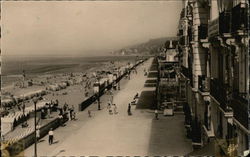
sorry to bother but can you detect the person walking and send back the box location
[155,109,159,120]
[107,103,112,115]
[88,110,91,117]
[48,103,51,118]
[127,103,131,115]
[36,125,40,142]
[58,114,63,126]
[48,128,54,145]
[113,104,118,114]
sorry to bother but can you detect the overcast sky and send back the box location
[2,1,182,56]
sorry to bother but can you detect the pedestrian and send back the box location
[22,103,25,114]
[155,109,159,120]
[113,104,118,114]
[48,103,51,118]
[63,102,67,112]
[72,111,76,120]
[88,110,91,117]
[127,103,131,115]
[69,109,73,120]
[36,125,40,142]
[58,113,63,126]
[48,128,54,145]
[107,103,112,115]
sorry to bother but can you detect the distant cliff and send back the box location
[112,37,178,56]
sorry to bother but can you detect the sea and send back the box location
[1,55,143,87]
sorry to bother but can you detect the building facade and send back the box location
[177,0,249,156]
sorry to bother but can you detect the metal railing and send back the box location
[231,92,249,129]
[198,75,210,92]
[231,2,248,33]
[210,78,228,110]
[198,24,208,40]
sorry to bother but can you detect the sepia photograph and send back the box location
[0,0,249,156]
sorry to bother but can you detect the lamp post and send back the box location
[118,70,121,90]
[33,98,38,157]
[94,78,101,110]
[98,81,101,110]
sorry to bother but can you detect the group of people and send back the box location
[107,103,118,115]
[58,102,76,126]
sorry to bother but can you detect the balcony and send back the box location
[208,11,231,38]
[219,11,231,35]
[198,24,208,40]
[230,92,249,129]
[210,78,228,110]
[231,2,248,34]
[208,18,219,38]
[198,75,210,92]
[188,28,193,43]
[179,36,185,46]
[181,66,189,80]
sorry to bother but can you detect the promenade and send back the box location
[24,57,192,156]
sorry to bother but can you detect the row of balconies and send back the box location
[208,2,248,38]
[209,78,228,110]
[205,77,248,129]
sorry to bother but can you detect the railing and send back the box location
[230,92,249,129]
[208,3,248,38]
[232,2,248,33]
[198,24,208,40]
[208,18,219,37]
[179,36,185,46]
[210,78,228,110]
[188,27,193,43]
[181,66,189,79]
[198,75,210,92]
[219,11,231,35]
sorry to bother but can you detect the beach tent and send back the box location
[58,82,67,89]
[1,117,14,135]
[1,99,15,109]
[108,74,113,84]
[48,84,60,91]
[67,80,74,85]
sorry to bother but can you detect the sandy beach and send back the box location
[1,56,144,137]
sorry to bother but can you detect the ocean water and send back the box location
[1,55,142,87]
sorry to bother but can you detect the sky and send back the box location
[1,1,182,56]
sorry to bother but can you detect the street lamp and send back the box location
[98,82,101,110]
[94,79,101,110]
[118,70,121,90]
[33,98,38,157]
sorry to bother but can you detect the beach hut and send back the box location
[58,83,67,89]
[67,80,74,85]
[1,117,14,135]
[48,85,58,91]
[2,99,15,109]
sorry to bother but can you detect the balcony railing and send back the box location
[230,92,249,129]
[210,78,228,110]
[219,11,231,35]
[198,75,210,92]
[231,2,248,34]
[198,24,208,40]
[188,27,193,43]
[179,36,185,46]
[181,66,189,80]
[209,3,248,38]
[208,18,219,38]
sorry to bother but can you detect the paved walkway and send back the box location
[24,58,192,156]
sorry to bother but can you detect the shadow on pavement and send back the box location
[147,71,158,78]
[136,91,156,109]
[147,115,193,155]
